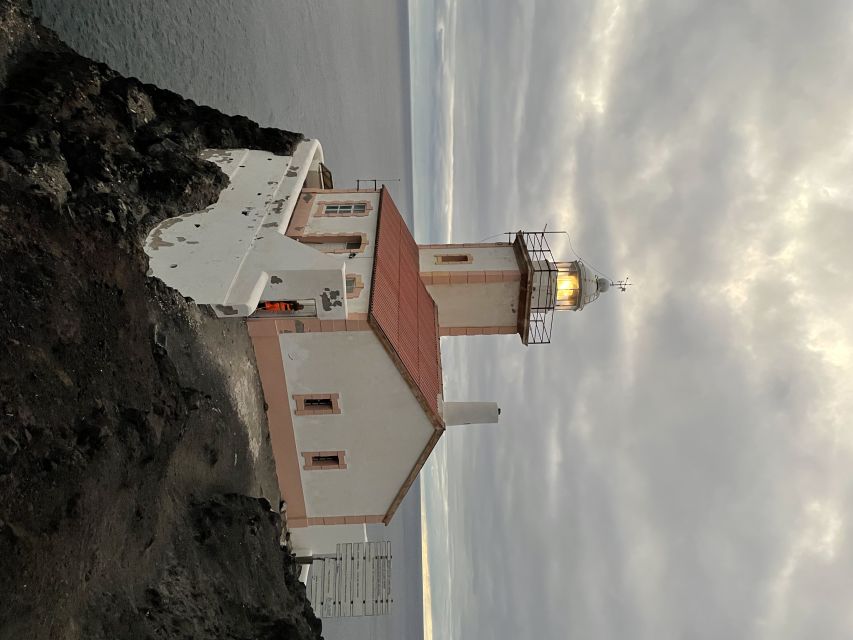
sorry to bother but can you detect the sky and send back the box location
[411,1,853,638]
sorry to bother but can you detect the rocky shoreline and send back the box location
[0,1,321,637]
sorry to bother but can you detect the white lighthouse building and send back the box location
[144,141,610,555]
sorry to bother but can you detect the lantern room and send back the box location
[552,261,610,310]
[516,231,610,345]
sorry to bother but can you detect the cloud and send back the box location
[418,0,853,638]
[433,0,459,242]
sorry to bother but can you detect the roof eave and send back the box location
[513,231,534,345]
[367,187,446,524]
[368,317,445,430]
[382,427,444,524]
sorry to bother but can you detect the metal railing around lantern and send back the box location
[511,230,564,345]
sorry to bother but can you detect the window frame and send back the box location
[293,393,342,416]
[318,200,372,217]
[345,273,365,299]
[434,253,473,265]
[298,233,369,255]
[302,450,347,470]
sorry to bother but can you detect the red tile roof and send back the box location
[369,188,444,429]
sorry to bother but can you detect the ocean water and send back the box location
[30,1,421,638]
[32,0,413,218]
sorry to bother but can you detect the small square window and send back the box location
[299,234,367,254]
[293,393,341,415]
[345,274,364,299]
[303,450,347,470]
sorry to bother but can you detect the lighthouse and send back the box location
[143,142,613,557]
[419,231,610,344]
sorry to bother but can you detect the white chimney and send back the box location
[442,402,500,427]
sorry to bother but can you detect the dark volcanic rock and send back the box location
[0,1,320,638]
[0,3,300,235]
[85,495,322,640]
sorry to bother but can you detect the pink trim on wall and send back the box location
[293,393,341,416]
[302,450,347,470]
[420,270,520,285]
[285,192,314,238]
[248,332,308,525]
[344,319,370,331]
[249,317,371,334]
[439,326,517,336]
[304,515,384,526]
[301,188,381,194]
[346,273,365,299]
[418,242,512,249]
[247,318,278,337]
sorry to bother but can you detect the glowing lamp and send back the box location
[553,263,581,310]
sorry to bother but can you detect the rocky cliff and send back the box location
[0,1,321,637]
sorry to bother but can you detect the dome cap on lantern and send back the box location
[573,262,607,310]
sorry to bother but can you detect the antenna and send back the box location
[356,178,401,190]
[612,276,631,292]
[477,231,514,243]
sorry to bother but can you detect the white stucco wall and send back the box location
[256,190,380,312]
[302,192,380,260]
[294,191,381,315]
[426,281,520,328]
[258,258,369,316]
[144,143,349,318]
[419,245,519,272]
[290,523,367,557]
[280,330,436,518]
[341,258,372,315]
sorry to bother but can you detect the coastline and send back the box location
[0,1,321,637]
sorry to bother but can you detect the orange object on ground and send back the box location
[262,301,302,312]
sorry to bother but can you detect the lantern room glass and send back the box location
[554,262,580,310]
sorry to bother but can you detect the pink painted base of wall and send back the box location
[288,514,385,528]
[418,242,513,249]
[439,326,517,336]
[420,269,521,286]
[248,325,308,525]
[250,316,370,334]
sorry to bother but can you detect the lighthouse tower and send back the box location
[419,231,610,344]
